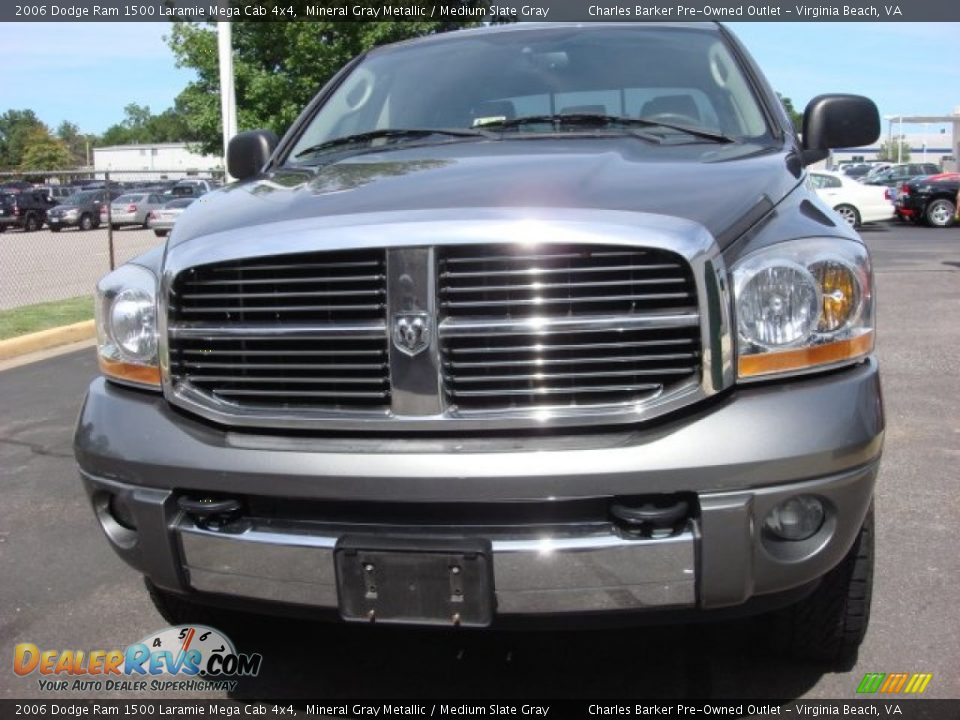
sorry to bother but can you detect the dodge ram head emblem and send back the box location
[393,312,431,356]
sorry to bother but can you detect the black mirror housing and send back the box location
[800,94,880,166]
[227,130,279,180]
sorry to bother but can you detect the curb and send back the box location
[0,320,96,361]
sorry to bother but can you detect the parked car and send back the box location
[77,23,884,663]
[807,170,893,227]
[862,162,940,187]
[103,192,166,230]
[896,174,959,227]
[46,186,75,204]
[0,188,57,232]
[171,179,217,198]
[838,163,871,179]
[47,189,121,231]
[147,197,196,237]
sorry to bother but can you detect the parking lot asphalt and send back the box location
[0,225,160,310]
[0,221,958,702]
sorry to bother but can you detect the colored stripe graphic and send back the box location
[857,672,933,694]
[904,673,933,694]
[857,673,885,694]
[879,673,909,693]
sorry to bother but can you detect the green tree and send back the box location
[166,20,484,156]
[56,120,97,166]
[100,103,194,146]
[777,93,803,134]
[20,128,73,170]
[0,109,47,169]
[877,138,911,163]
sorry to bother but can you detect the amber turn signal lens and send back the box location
[812,261,860,332]
[738,331,874,378]
[98,356,161,387]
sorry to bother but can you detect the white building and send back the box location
[93,143,222,181]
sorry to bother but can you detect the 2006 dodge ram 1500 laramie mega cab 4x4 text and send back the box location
[75,23,884,663]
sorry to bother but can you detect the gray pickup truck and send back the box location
[75,23,884,663]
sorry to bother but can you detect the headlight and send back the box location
[733,238,873,379]
[95,264,160,389]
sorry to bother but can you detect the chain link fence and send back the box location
[0,169,222,311]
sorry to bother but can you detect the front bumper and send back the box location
[75,358,883,619]
[48,216,80,227]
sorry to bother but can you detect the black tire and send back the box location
[154,230,168,238]
[833,204,861,229]
[24,214,40,232]
[79,214,94,231]
[768,504,874,665]
[110,223,120,231]
[50,226,61,232]
[925,198,956,228]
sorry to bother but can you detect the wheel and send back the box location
[24,214,40,232]
[767,504,874,665]
[925,198,956,228]
[833,204,861,228]
[154,230,169,238]
[79,214,94,231]
[50,226,61,233]
[110,223,120,231]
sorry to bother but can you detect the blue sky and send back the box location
[2,21,958,135]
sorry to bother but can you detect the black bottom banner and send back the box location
[2,700,959,720]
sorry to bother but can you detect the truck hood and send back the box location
[171,138,802,250]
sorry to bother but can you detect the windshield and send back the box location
[287,27,771,164]
[165,198,195,209]
[63,192,94,205]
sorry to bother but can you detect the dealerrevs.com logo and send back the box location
[13,625,262,692]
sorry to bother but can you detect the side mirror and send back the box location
[227,130,279,181]
[800,94,880,166]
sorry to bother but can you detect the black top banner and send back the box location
[4,0,960,22]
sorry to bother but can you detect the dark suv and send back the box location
[0,189,56,232]
[47,189,122,231]
[863,162,940,187]
[76,24,884,663]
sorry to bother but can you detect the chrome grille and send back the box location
[167,249,390,410]
[438,245,700,410]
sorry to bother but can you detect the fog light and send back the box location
[108,494,137,531]
[763,495,824,541]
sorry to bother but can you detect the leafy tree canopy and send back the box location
[0,109,47,170]
[877,138,911,163]
[20,127,73,170]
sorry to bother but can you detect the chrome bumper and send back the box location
[178,521,697,614]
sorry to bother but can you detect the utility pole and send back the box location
[217,20,238,181]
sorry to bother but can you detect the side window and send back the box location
[808,174,825,190]
[825,175,842,189]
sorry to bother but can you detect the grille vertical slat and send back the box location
[438,244,701,411]
[167,249,390,411]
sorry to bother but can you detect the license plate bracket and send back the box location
[335,536,494,627]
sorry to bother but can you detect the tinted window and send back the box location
[166,198,196,209]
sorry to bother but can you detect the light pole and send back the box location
[897,115,903,164]
[217,21,238,181]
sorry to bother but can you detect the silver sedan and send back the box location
[147,197,196,237]
[106,193,166,229]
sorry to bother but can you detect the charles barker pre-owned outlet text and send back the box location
[588,3,900,16]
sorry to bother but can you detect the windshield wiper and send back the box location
[481,113,733,143]
[294,128,494,159]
